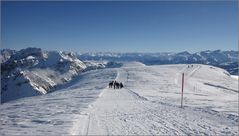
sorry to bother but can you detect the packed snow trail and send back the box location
[73,64,238,135]
[0,69,118,135]
[0,63,238,135]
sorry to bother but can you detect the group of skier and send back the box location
[109,80,123,89]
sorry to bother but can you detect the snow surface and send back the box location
[231,75,238,80]
[0,63,238,135]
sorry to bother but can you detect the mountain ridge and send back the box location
[1,48,86,103]
[78,50,238,75]
[1,48,238,75]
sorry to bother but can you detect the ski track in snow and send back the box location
[1,63,238,135]
[73,63,238,135]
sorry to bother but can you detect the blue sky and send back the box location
[1,1,238,53]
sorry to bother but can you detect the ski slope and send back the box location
[0,63,238,135]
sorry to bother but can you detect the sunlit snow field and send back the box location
[0,62,238,135]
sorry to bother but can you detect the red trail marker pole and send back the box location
[181,73,184,108]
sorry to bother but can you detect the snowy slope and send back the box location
[0,68,117,135]
[81,63,238,135]
[0,63,238,135]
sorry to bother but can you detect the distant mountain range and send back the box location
[78,50,238,75]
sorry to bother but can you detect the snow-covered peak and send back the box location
[176,51,191,56]
[1,48,86,103]
[8,48,46,61]
[0,49,16,63]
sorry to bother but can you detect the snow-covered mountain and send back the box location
[78,50,238,75]
[1,48,86,103]
[0,49,16,63]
